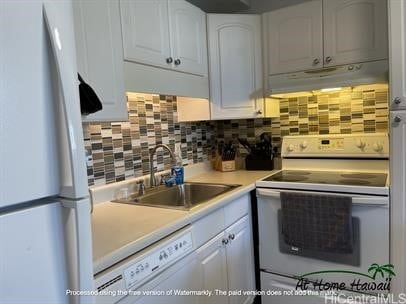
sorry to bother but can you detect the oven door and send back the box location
[257,188,389,290]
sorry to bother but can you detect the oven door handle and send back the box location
[256,188,388,207]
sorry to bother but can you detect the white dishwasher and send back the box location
[95,226,200,304]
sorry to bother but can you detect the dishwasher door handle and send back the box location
[256,188,388,207]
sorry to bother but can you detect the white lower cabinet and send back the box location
[225,216,255,304]
[196,215,255,304]
[196,233,229,304]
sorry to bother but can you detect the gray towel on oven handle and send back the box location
[280,192,354,254]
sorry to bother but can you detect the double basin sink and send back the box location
[113,182,241,210]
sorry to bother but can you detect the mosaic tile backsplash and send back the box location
[83,93,214,186]
[83,85,388,186]
[269,86,389,149]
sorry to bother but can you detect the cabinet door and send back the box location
[389,0,406,110]
[120,0,172,69]
[169,0,208,76]
[73,0,127,121]
[208,14,263,120]
[265,0,323,75]
[323,0,388,67]
[390,111,406,297]
[196,232,228,304]
[225,215,255,304]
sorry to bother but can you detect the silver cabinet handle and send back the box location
[394,116,402,123]
[166,57,173,64]
[222,238,229,245]
[174,59,181,65]
[325,56,332,63]
[228,234,235,240]
[313,58,320,65]
[394,97,402,105]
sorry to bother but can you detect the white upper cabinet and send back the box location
[323,0,388,67]
[120,0,171,69]
[169,0,208,76]
[265,0,323,74]
[73,0,127,121]
[389,0,406,110]
[120,0,208,77]
[208,14,263,120]
[264,0,388,76]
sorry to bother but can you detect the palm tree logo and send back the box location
[368,263,396,280]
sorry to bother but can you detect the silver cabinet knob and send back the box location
[166,57,173,64]
[174,59,181,65]
[325,56,332,63]
[313,58,320,65]
[256,110,262,115]
[394,116,402,123]
[394,97,402,105]
[228,234,235,240]
[222,238,229,245]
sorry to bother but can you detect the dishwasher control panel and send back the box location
[123,231,193,289]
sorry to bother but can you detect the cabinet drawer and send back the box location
[192,208,225,248]
[224,194,250,228]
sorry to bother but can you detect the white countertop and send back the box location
[91,169,274,274]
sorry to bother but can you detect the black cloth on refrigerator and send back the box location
[281,192,353,254]
[78,73,103,115]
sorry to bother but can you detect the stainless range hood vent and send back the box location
[186,0,251,13]
[268,60,389,95]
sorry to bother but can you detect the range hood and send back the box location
[186,0,250,13]
[268,60,389,95]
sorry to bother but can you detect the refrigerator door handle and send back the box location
[63,198,95,304]
[43,2,89,200]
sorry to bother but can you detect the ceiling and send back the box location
[186,0,250,13]
[186,0,311,13]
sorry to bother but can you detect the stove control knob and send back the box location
[300,141,308,149]
[287,144,294,152]
[356,139,366,149]
[373,143,383,152]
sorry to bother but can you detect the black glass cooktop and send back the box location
[264,170,387,187]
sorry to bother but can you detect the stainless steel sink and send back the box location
[113,182,241,210]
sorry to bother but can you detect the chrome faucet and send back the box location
[149,144,175,187]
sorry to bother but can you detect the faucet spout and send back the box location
[149,144,175,187]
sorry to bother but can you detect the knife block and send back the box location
[214,155,236,172]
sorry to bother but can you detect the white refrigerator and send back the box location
[0,1,94,303]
